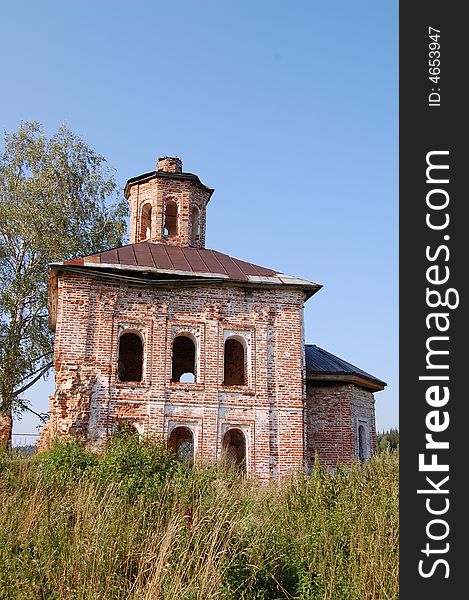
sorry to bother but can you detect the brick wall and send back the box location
[305,382,377,469]
[128,175,210,248]
[47,271,306,479]
[350,385,377,457]
[157,157,182,173]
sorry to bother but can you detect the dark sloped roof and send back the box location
[54,241,321,295]
[124,170,214,198]
[305,344,386,390]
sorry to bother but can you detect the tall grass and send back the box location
[0,440,398,600]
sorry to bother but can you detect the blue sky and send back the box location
[1,1,398,443]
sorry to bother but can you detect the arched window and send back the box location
[191,206,200,243]
[163,200,178,237]
[169,426,194,462]
[141,203,152,241]
[223,338,246,385]
[117,332,143,382]
[222,428,246,472]
[358,424,367,462]
[171,335,196,382]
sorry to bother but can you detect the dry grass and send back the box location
[0,443,399,599]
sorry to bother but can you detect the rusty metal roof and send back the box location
[55,241,321,295]
[305,344,386,390]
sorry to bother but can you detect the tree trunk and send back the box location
[0,408,13,450]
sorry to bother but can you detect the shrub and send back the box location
[94,433,181,497]
[35,437,97,485]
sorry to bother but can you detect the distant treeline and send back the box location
[377,428,399,452]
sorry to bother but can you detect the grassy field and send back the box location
[0,436,399,600]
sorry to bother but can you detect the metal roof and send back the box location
[53,241,321,296]
[124,170,214,198]
[305,344,386,390]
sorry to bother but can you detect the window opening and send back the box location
[117,332,143,382]
[172,335,196,382]
[191,206,200,243]
[141,204,152,240]
[164,200,178,237]
[223,338,245,385]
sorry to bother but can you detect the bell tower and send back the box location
[125,156,214,248]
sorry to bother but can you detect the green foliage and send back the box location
[35,438,97,485]
[33,432,181,497]
[377,428,399,453]
[0,445,399,599]
[0,121,128,445]
[95,432,181,497]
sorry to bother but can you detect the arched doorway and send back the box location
[169,426,194,463]
[222,428,246,472]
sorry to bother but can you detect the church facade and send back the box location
[44,157,385,477]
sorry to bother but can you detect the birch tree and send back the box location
[0,121,128,447]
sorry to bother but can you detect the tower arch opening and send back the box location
[191,206,201,244]
[140,203,152,241]
[163,200,178,237]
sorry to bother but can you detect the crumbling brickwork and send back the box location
[48,271,306,479]
[305,382,377,470]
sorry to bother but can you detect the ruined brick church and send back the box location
[45,157,385,478]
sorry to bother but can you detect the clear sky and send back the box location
[1,1,398,445]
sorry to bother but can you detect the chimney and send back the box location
[156,156,182,173]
